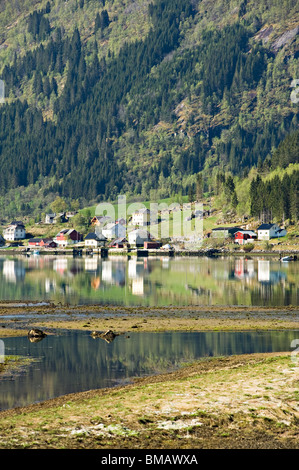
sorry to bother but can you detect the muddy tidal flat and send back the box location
[0,302,298,450]
[0,302,298,337]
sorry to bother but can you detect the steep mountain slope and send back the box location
[0,0,298,215]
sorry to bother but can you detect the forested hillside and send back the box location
[0,0,298,221]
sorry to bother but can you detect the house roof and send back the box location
[56,229,79,237]
[29,237,54,242]
[109,237,128,246]
[92,216,112,224]
[212,226,240,231]
[85,232,106,241]
[235,230,257,236]
[96,232,107,240]
[257,223,275,230]
[9,221,25,227]
[133,208,150,214]
[103,223,117,230]
[129,229,152,237]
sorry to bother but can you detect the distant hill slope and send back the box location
[0,0,298,213]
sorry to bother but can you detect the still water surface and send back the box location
[1,254,298,410]
[0,254,298,306]
[1,329,298,411]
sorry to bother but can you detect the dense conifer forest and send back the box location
[0,0,298,221]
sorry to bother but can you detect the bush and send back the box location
[243,242,254,252]
[263,240,273,251]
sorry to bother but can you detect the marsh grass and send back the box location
[0,355,38,376]
[0,353,298,449]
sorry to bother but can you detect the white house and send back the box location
[3,259,25,282]
[257,223,287,240]
[102,222,126,240]
[85,232,106,248]
[128,229,152,247]
[45,213,56,224]
[3,221,26,241]
[131,208,151,226]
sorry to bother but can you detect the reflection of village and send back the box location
[0,255,151,298]
[0,255,294,303]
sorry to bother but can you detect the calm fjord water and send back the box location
[0,254,298,410]
[0,254,298,306]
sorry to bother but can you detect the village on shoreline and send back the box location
[0,203,298,258]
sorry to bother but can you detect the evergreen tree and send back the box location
[43,75,51,98]
[94,12,101,33]
[34,71,43,95]
[101,10,110,29]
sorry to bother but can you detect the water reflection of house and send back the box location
[161,258,170,269]
[45,278,56,293]
[69,262,83,276]
[258,260,286,284]
[212,261,231,280]
[3,260,25,283]
[132,278,144,296]
[258,260,270,282]
[27,256,43,269]
[85,257,98,272]
[234,258,255,280]
[128,259,144,279]
[114,261,126,286]
[101,260,126,285]
[128,259,146,296]
[102,260,112,283]
[53,258,68,275]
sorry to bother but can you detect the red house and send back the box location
[28,238,57,248]
[40,239,57,248]
[54,229,83,246]
[235,230,257,245]
[28,238,41,246]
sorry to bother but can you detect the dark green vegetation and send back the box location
[250,168,299,222]
[0,0,298,221]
